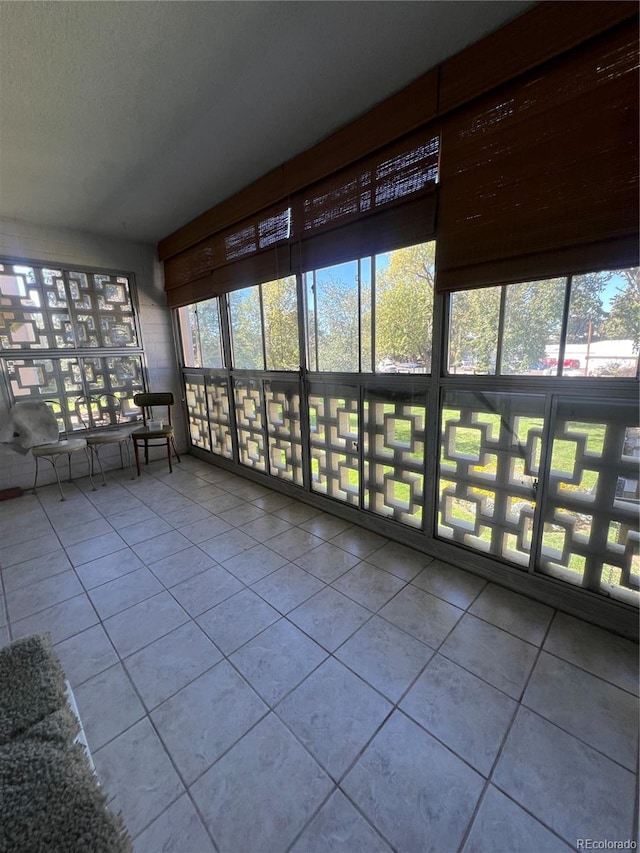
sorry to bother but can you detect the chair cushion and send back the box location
[86,432,129,445]
[132,426,173,439]
[32,439,87,456]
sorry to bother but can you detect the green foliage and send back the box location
[230,288,263,369]
[197,299,223,368]
[448,288,500,373]
[566,271,609,343]
[501,278,565,372]
[311,276,361,371]
[375,243,434,365]
[262,276,299,370]
[602,268,640,351]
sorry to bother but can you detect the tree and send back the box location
[501,278,566,372]
[197,298,223,367]
[375,243,435,367]
[565,270,610,344]
[262,276,299,370]
[229,288,262,368]
[602,268,640,351]
[310,275,361,372]
[448,287,500,373]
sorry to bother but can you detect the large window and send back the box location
[176,251,639,610]
[448,268,640,378]
[0,260,144,432]
[305,242,435,374]
[178,298,223,369]
[228,276,299,371]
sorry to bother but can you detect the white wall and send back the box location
[0,217,185,492]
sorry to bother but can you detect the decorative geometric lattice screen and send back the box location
[438,390,544,565]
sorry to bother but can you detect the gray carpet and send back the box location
[0,634,131,853]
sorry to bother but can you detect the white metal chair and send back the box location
[75,394,134,485]
[28,400,96,501]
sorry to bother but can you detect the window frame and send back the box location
[0,255,147,434]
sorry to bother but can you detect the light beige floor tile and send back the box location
[412,559,486,609]
[493,708,636,845]
[523,651,639,769]
[231,619,327,705]
[463,786,572,853]
[277,657,392,780]
[125,620,222,709]
[170,565,243,617]
[288,587,371,652]
[190,713,332,853]
[133,794,215,853]
[378,584,463,649]
[291,789,392,853]
[401,654,517,775]
[333,561,406,612]
[88,567,164,620]
[93,718,185,839]
[197,588,280,655]
[469,583,554,645]
[336,615,433,702]
[544,612,639,695]
[440,613,538,699]
[343,710,484,853]
[252,564,325,614]
[151,661,267,784]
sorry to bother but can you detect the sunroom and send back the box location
[0,3,638,852]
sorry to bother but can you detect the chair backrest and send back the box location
[75,394,123,431]
[0,400,59,453]
[134,393,174,426]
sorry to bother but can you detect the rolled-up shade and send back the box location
[164,128,439,305]
[436,17,639,292]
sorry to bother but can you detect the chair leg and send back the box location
[171,436,181,464]
[84,448,97,492]
[133,439,141,476]
[167,438,172,474]
[93,446,106,487]
[125,438,135,480]
[144,440,149,466]
[50,455,66,501]
[33,455,39,495]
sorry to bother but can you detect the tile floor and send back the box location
[0,455,638,853]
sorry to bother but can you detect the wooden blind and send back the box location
[436,17,639,292]
[290,127,438,273]
[162,2,638,308]
[164,128,439,305]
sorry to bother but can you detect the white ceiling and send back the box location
[0,1,532,246]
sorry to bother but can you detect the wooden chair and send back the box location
[131,392,181,476]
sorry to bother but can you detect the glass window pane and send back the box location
[501,278,566,375]
[566,268,639,377]
[229,287,264,370]
[198,298,223,368]
[262,276,299,371]
[360,258,372,372]
[306,259,361,372]
[448,285,500,375]
[178,305,201,368]
[375,242,433,374]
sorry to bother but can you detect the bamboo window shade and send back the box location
[160,2,639,308]
[435,17,640,292]
[163,128,440,306]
